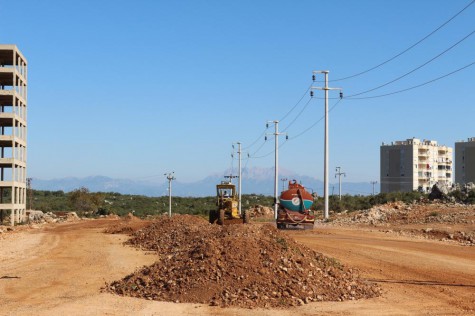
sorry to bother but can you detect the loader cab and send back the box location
[217,182,236,203]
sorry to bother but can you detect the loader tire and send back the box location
[209,210,217,224]
[243,210,250,224]
[218,209,225,225]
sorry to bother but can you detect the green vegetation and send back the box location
[30,189,274,218]
[29,187,475,218]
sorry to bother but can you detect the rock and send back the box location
[429,183,450,200]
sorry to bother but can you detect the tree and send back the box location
[69,187,104,215]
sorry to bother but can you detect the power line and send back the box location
[288,99,343,140]
[250,139,289,159]
[325,0,475,82]
[347,28,475,98]
[279,84,313,121]
[244,98,344,161]
[346,59,475,99]
[242,128,267,150]
[242,83,312,151]
[250,136,272,157]
[282,98,314,132]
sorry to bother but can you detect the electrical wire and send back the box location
[346,28,475,98]
[320,0,475,82]
[346,59,475,99]
[279,84,313,122]
[248,98,343,159]
[242,83,312,151]
[242,129,267,150]
[282,98,314,132]
[288,99,343,140]
[250,139,289,159]
[250,136,272,157]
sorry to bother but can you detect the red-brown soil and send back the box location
[105,215,380,308]
[1,201,474,315]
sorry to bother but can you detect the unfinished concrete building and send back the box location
[455,137,475,185]
[380,138,453,193]
[0,45,27,226]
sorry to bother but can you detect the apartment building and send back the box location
[455,137,475,185]
[380,138,452,193]
[0,45,27,226]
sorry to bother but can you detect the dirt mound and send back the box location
[124,212,140,221]
[105,215,380,308]
[104,216,150,235]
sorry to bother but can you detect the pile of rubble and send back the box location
[332,201,475,226]
[247,205,274,218]
[27,210,81,224]
[105,215,380,308]
[430,182,475,201]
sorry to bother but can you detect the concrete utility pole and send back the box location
[26,177,33,210]
[335,167,346,200]
[280,178,288,191]
[266,121,287,220]
[370,181,378,195]
[233,142,243,215]
[311,70,343,220]
[164,172,176,217]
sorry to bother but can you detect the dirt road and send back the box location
[1,219,474,315]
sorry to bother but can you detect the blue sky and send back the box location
[1,0,474,184]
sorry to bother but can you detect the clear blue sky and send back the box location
[1,0,474,183]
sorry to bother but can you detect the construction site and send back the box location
[2,1,475,314]
[1,194,474,315]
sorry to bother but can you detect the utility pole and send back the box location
[233,142,243,215]
[266,121,287,220]
[26,177,33,210]
[280,178,288,191]
[311,70,343,220]
[370,181,378,195]
[335,167,346,200]
[164,172,176,217]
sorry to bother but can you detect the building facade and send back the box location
[455,137,475,185]
[0,45,27,225]
[380,138,452,193]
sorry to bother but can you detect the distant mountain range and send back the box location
[32,167,377,197]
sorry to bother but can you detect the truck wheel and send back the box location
[243,210,250,224]
[218,209,225,225]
